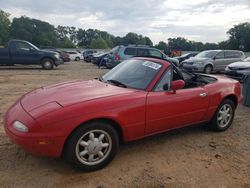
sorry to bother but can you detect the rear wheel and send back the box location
[41,58,54,70]
[64,122,119,171]
[75,57,80,61]
[210,99,235,131]
[204,65,212,74]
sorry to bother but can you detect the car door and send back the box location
[145,67,209,135]
[213,51,226,71]
[10,41,40,65]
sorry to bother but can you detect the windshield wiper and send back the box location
[107,79,127,88]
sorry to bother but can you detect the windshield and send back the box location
[244,57,250,62]
[102,59,162,90]
[110,46,120,53]
[27,42,39,50]
[196,51,219,58]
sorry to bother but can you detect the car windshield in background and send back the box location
[102,59,162,90]
[244,57,250,62]
[196,51,219,58]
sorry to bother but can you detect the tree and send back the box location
[227,22,250,51]
[0,10,11,45]
[10,16,59,47]
[155,41,168,50]
[56,25,75,47]
[90,38,109,49]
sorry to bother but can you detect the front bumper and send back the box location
[54,58,62,66]
[3,101,65,157]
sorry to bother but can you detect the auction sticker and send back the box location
[142,61,162,70]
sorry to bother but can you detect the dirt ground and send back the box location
[0,62,250,188]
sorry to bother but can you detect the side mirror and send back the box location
[163,83,169,91]
[171,80,185,93]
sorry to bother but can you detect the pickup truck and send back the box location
[0,40,61,70]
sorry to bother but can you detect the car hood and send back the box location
[21,79,138,112]
[184,57,210,63]
[39,49,58,55]
[228,61,250,68]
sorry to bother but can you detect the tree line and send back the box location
[1,10,250,51]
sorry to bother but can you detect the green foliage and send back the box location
[155,41,168,50]
[0,10,11,45]
[122,32,153,46]
[90,38,109,49]
[227,22,250,51]
[10,16,59,47]
[167,37,220,51]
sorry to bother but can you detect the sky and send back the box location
[1,0,250,44]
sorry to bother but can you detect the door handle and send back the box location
[199,92,207,97]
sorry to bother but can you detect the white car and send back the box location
[67,51,83,61]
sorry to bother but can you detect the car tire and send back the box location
[64,121,119,171]
[204,65,212,74]
[75,57,80,61]
[210,99,235,131]
[41,58,54,70]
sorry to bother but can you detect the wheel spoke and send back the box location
[79,141,89,147]
[88,154,94,162]
[101,143,109,148]
[223,105,226,111]
[89,133,95,141]
[99,134,105,141]
[80,150,88,156]
[98,151,104,158]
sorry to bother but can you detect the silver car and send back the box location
[225,57,250,81]
[182,50,245,74]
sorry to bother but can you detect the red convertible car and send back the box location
[4,57,241,171]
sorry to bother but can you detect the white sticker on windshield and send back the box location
[142,61,162,70]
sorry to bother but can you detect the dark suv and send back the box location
[83,50,98,62]
[104,45,179,68]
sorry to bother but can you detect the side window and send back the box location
[215,51,224,59]
[124,48,137,55]
[137,48,149,56]
[225,51,242,58]
[15,42,32,52]
[154,69,171,92]
[149,49,163,58]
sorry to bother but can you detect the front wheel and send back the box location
[41,58,54,70]
[204,65,212,74]
[75,57,80,61]
[210,99,235,131]
[64,122,119,171]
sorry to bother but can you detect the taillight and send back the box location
[115,54,121,61]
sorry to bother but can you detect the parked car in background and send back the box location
[40,46,70,62]
[67,51,83,61]
[104,45,179,68]
[225,56,250,82]
[83,50,98,62]
[0,40,61,70]
[92,52,108,66]
[175,52,198,63]
[182,50,245,74]
[4,57,241,171]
